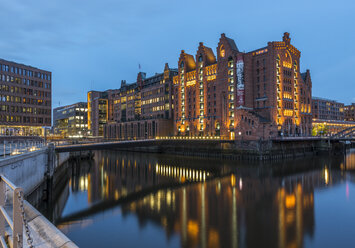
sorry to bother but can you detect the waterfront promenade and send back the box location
[0,141,77,248]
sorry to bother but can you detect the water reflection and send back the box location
[46,150,355,248]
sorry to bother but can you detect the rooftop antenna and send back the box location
[138,63,141,71]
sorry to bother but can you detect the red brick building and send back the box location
[104,64,177,139]
[173,32,312,139]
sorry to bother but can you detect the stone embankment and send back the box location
[0,144,78,248]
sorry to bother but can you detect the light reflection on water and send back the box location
[45,150,355,248]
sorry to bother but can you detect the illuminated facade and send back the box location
[87,90,110,137]
[311,99,355,136]
[344,103,355,121]
[174,33,312,139]
[312,97,344,121]
[312,118,355,137]
[0,58,52,136]
[104,64,178,139]
[53,102,88,138]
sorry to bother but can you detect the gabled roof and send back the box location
[301,72,307,82]
[237,106,270,123]
[226,37,239,52]
[251,111,270,123]
[204,46,216,65]
[184,53,196,71]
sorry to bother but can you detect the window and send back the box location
[220,45,225,58]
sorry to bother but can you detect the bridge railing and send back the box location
[0,175,32,248]
[331,126,355,138]
[0,141,46,160]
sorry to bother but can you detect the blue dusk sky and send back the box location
[0,0,354,108]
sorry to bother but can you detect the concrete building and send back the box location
[312,97,344,121]
[104,64,178,139]
[53,102,88,138]
[0,59,52,136]
[174,32,312,139]
[344,103,355,121]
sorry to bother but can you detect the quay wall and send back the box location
[106,139,347,161]
[0,146,69,195]
[0,146,76,248]
[0,149,48,195]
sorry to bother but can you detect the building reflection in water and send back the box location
[55,149,355,248]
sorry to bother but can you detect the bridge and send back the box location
[55,138,234,153]
[55,136,354,153]
[331,126,355,139]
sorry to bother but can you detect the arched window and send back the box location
[228,56,234,68]
[198,54,203,62]
[180,61,184,68]
[215,122,220,130]
[220,45,225,58]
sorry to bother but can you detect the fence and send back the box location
[0,175,33,248]
[0,141,45,160]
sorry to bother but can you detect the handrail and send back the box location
[0,206,13,230]
[0,177,17,191]
[0,236,6,248]
[0,175,24,248]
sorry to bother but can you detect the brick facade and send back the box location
[103,64,177,139]
[97,32,313,140]
[173,32,313,139]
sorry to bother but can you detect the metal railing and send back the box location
[1,141,45,160]
[0,175,33,248]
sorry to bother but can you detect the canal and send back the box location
[39,149,355,248]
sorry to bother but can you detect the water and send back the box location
[42,150,355,248]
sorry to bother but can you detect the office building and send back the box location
[344,103,355,121]
[0,59,51,136]
[53,102,88,138]
[312,97,344,121]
